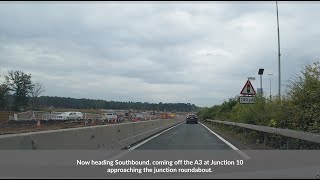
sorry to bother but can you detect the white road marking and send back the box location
[128,122,183,150]
[200,122,251,160]
[109,122,184,161]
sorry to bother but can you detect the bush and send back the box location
[198,60,320,133]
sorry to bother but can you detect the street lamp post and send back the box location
[268,73,273,100]
[258,68,264,95]
[276,1,281,99]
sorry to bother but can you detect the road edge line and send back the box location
[108,121,184,160]
[200,122,251,160]
[128,121,183,150]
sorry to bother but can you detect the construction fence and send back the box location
[7,111,169,124]
[8,111,107,122]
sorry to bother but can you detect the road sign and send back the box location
[239,96,255,104]
[240,80,256,95]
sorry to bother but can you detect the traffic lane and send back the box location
[136,122,232,150]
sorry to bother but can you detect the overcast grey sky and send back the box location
[0,1,319,107]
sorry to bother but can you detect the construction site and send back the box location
[0,109,183,135]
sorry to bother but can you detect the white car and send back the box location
[65,112,83,120]
[53,113,67,120]
[102,113,118,121]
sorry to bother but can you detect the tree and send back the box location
[5,70,34,111]
[0,75,10,110]
[285,61,320,132]
[30,82,45,110]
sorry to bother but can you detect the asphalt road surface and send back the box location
[135,122,233,150]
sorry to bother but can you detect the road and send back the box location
[134,122,233,150]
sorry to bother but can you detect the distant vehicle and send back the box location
[66,112,83,120]
[102,113,118,122]
[117,116,126,122]
[136,114,145,120]
[186,114,198,124]
[53,112,68,120]
[131,113,144,121]
[53,112,83,120]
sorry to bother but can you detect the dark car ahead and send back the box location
[186,114,198,124]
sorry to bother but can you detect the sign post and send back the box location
[239,80,256,104]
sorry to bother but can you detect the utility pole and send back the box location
[260,75,262,92]
[268,73,273,100]
[276,1,281,99]
[258,68,264,95]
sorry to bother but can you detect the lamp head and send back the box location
[258,68,264,75]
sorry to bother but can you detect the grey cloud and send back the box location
[1,2,320,107]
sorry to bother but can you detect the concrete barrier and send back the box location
[0,118,184,150]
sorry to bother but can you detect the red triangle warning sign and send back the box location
[240,80,256,95]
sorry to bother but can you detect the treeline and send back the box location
[0,70,198,112]
[37,96,198,112]
[197,61,320,133]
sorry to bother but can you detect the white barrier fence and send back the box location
[92,114,101,120]
[9,111,106,121]
[9,111,101,121]
[10,111,48,121]
[8,111,160,122]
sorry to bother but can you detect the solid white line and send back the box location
[128,122,183,150]
[200,122,251,160]
[108,122,184,161]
